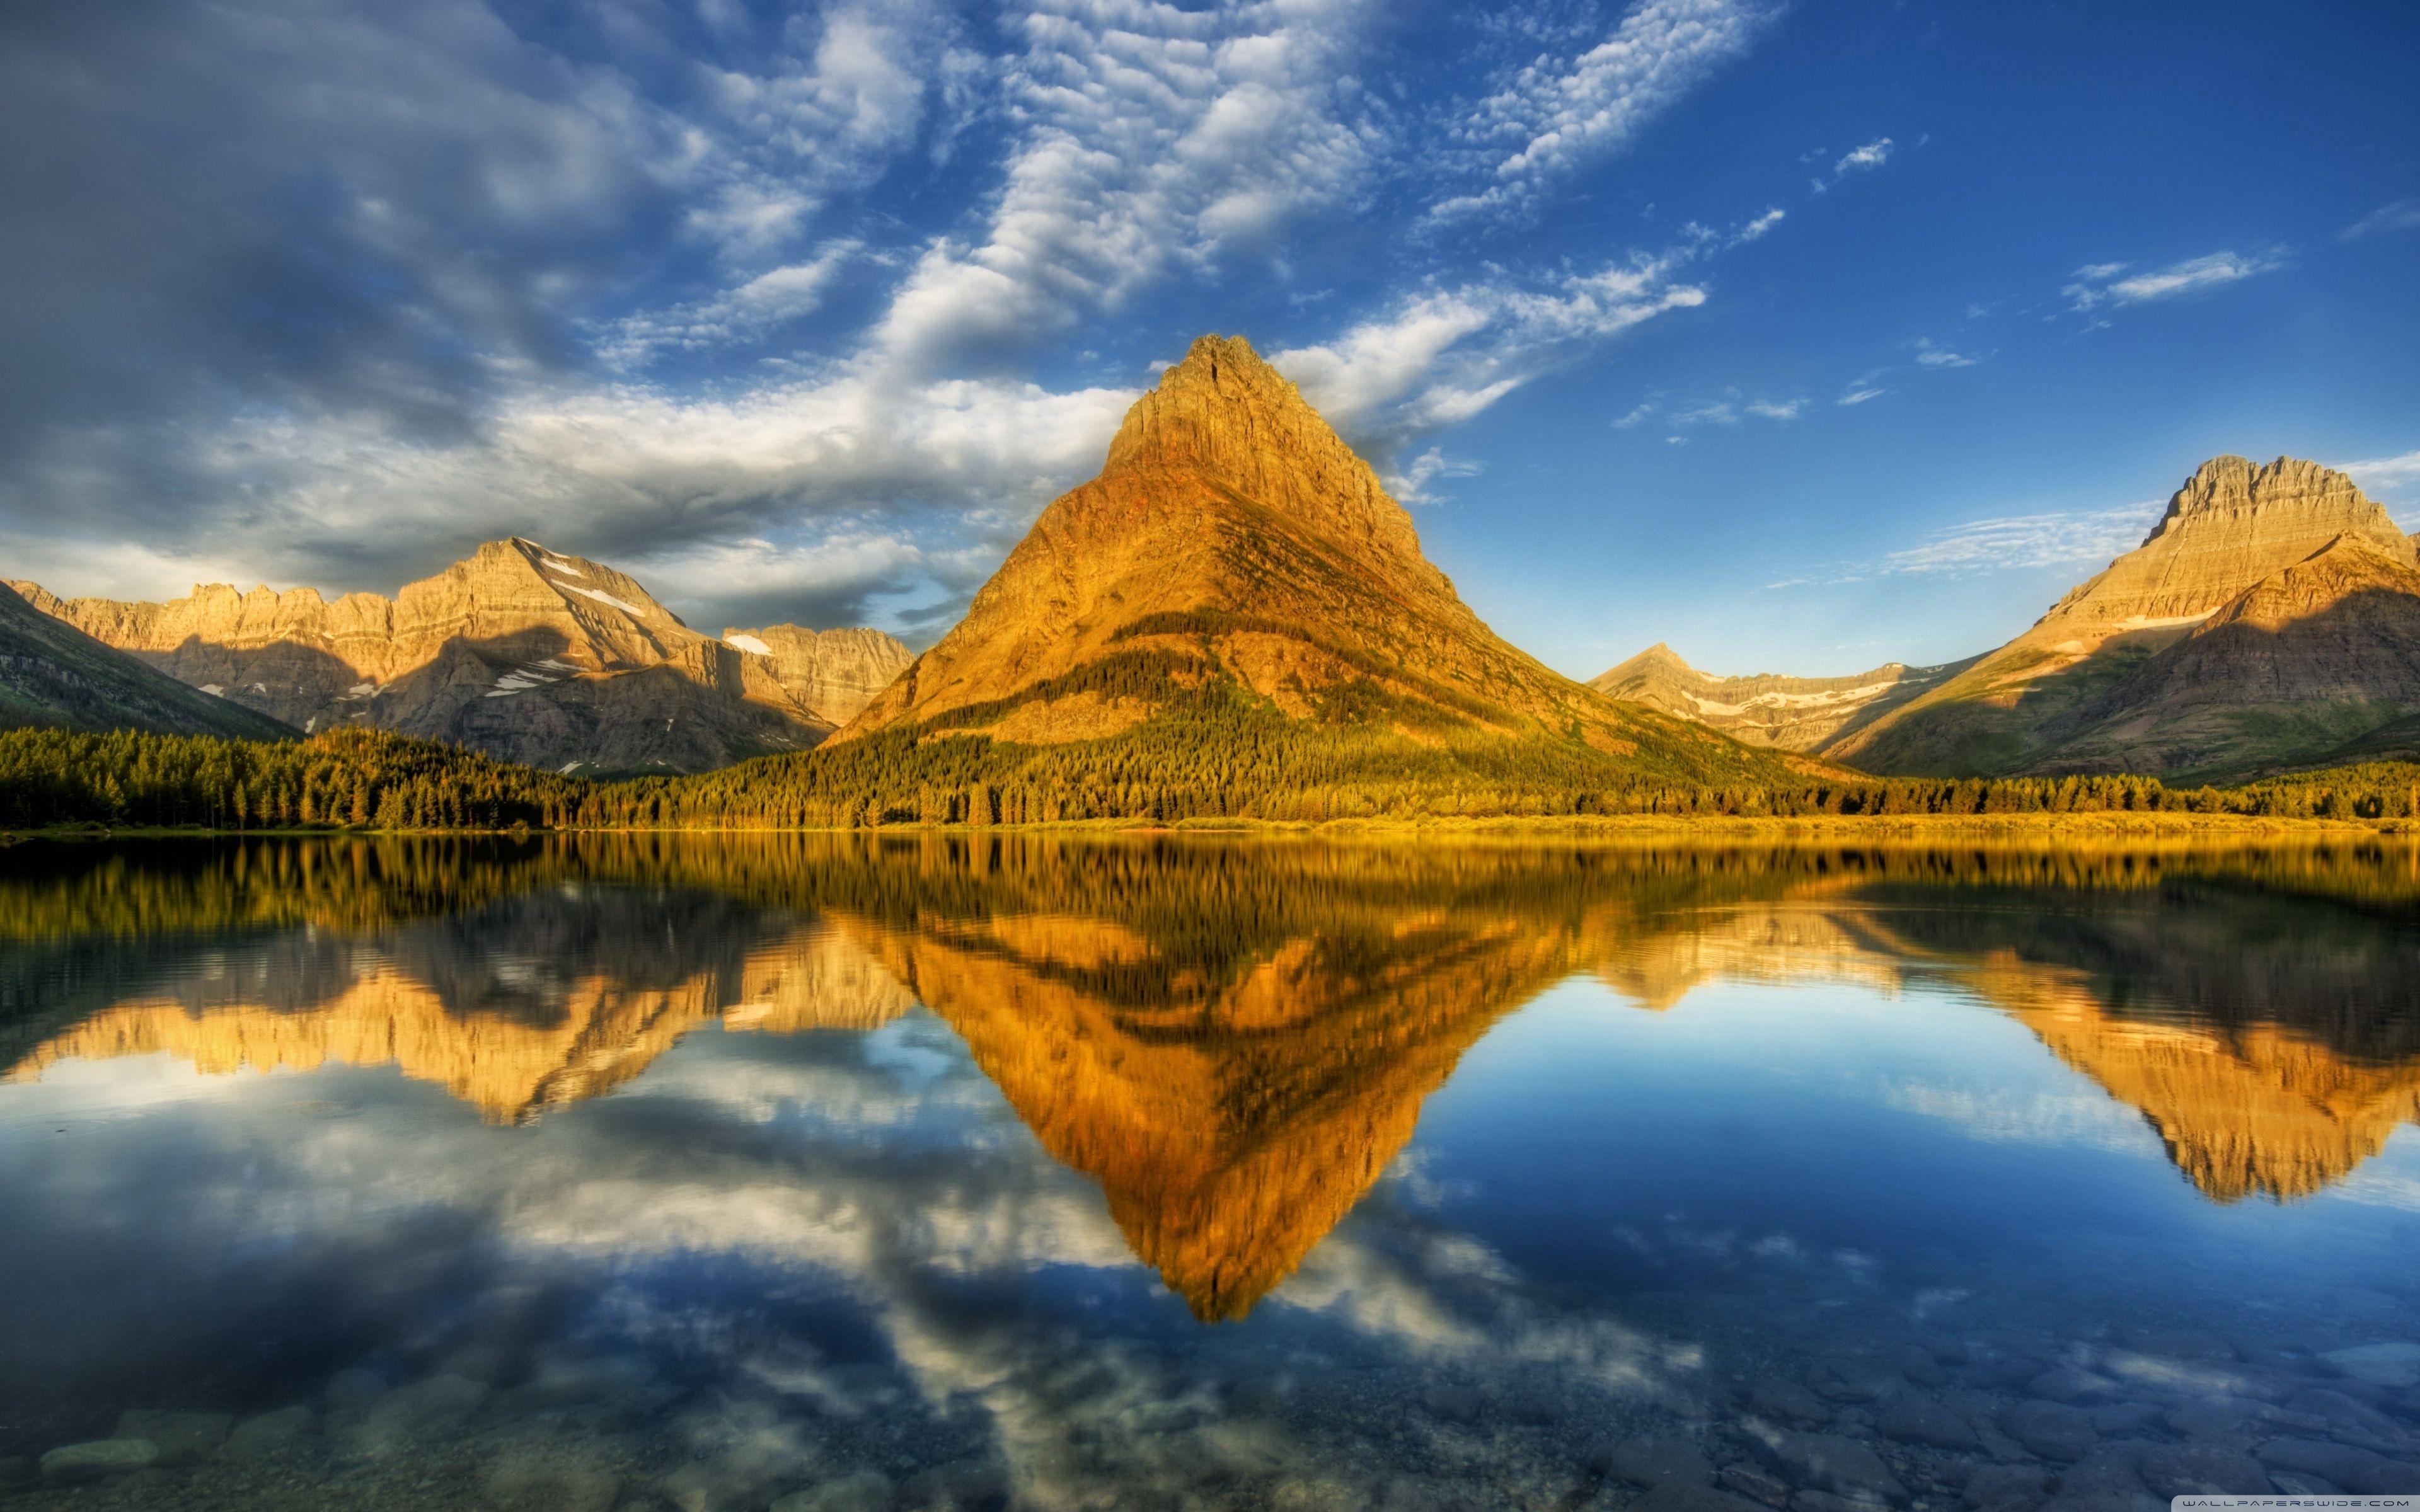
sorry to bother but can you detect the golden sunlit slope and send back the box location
[833,335,1810,790]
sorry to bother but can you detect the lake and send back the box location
[2,833,2417,1511]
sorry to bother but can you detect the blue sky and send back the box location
[3,0,2415,676]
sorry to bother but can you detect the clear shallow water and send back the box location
[1,834,2417,1511]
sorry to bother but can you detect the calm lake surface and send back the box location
[3,833,2418,1511]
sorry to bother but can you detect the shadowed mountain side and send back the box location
[2041,537,2420,778]
[835,905,1579,1320]
[0,578,294,740]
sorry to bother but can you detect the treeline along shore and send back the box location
[8,724,2420,835]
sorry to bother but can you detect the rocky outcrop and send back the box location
[1589,643,1974,752]
[719,624,911,726]
[1822,457,2420,778]
[11,540,902,774]
[0,580,294,741]
[836,335,1799,788]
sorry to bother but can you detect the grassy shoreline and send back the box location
[6,810,2407,844]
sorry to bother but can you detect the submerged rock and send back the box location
[2255,1436,2420,1494]
[2026,1368,2118,1404]
[1751,1431,1907,1503]
[2003,1401,2097,1463]
[221,1404,316,1460]
[112,1408,231,1467]
[1591,1434,1714,1489]
[1720,1461,1792,1508]
[2322,1343,2420,1389]
[1874,1391,1978,1450]
[2137,1443,2268,1496]
[481,1444,620,1512]
[1961,1463,2056,1512]
[1751,1379,1836,1426]
[2164,1397,2274,1441]
[38,1438,159,1484]
[1634,1484,1769,1512]
[771,1470,896,1512]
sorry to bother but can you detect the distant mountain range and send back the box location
[9,541,909,775]
[1590,644,1977,752]
[8,340,2417,793]
[1603,456,2420,781]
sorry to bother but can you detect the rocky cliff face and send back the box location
[719,624,911,726]
[1589,643,1974,752]
[0,581,295,740]
[1821,456,2420,778]
[837,334,1797,789]
[11,539,902,773]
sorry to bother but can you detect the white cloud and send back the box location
[1388,446,1480,505]
[2064,249,2289,311]
[1913,338,1975,369]
[1744,398,1803,419]
[1429,0,1777,224]
[1832,136,1893,176]
[601,241,861,366]
[1836,387,1885,406]
[1734,207,1786,242]
[1272,249,1708,456]
[681,3,954,261]
[870,0,1381,373]
[2339,198,2420,241]
[124,362,1140,628]
[1878,505,2151,576]
[1766,502,2158,590]
[2339,449,2420,499]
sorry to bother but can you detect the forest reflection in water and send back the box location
[2,832,2418,1510]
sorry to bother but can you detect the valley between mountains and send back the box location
[6,335,2420,816]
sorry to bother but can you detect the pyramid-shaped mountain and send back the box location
[837,335,1794,788]
[12,541,910,776]
[1823,455,2420,778]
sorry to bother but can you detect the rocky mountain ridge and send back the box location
[1589,643,1976,752]
[10,541,910,774]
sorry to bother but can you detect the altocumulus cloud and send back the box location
[2063,249,2290,312]
[0,0,1792,634]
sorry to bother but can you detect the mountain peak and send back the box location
[1101,333,1420,562]
[2148,454,2388,543]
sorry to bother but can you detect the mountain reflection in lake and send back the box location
[2,835,2417,1511]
